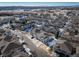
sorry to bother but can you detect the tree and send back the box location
[75,29,78,35]
[55,31,59,39]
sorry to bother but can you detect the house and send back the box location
[76,46,79,54]
[44,37,56,47]
[0,29,5,33]
[4,35,12,42]
[54,40,75,57]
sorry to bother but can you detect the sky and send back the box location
[0,2,79,6]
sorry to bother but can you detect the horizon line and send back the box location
[0,2,79,6]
